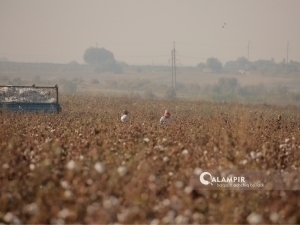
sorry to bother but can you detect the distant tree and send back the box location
[83,47,116,65]
[252,59,277,74]
[224,57,254,73]
[113,63,123,74]
[197,62,206,70]
[236,57,248,68]
[289,60,300,73]
[206,57,222,72]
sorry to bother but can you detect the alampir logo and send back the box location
[199,172,213,185]
[194,170,298,190]
[199,171,246,186]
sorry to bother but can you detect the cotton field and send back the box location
[1,95,300,224]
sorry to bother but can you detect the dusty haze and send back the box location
[1,0,300,66]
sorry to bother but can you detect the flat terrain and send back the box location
[1,95,300,224]
[76,70,300,92]
[3,67,300,94]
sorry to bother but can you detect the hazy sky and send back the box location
[1,0,300,66]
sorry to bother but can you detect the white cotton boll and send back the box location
[193,213,204,220]
[64,190,72,198]
[66,160,76,170]
[162,199,170,207]
[94,162,105,174]
[3,212,13,223]
[86,179,93,185]
[2,163,9,169]
[103,196,119,209]
[279,144,287,149]
[193,168,202,176]
[3,212,21,225]
[169,172,174,176]
[163,156,169,162]
[175,215,188,224]
[256,152,262,158]
[45,138,52,143]
[182,149,189,155]
[175,181,184,189]
[269,212,279,223]
[247,212,263,224]
[143,137,150,143]
[58,208,70,219]
[29,164,35,171]
[240,159,248,165]
[250,151,256,159]
[60,180,70,190]
[154,145,165,151]
[184,186,193,194]
[162,216,169,224]
[150,219,160,225]
[50,218,65,225]
[148,175,156,182]
[117,166,128,176]
[23,203,39,215]
[117,209,129,223]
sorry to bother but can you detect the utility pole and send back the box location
[96,42,98,64]
[171,42,176,95]
[287,41,289,64]
[173,41,176,91]
[170,42,177,93]
[171,49,174,91]
[247,41,250,61]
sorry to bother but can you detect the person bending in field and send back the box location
[121,109,130,122]
[160,109,171,125]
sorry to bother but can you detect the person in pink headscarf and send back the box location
[159,109,172,125]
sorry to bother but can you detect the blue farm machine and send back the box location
[0,85,61,113]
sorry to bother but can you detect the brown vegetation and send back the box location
[1,95,300,224]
